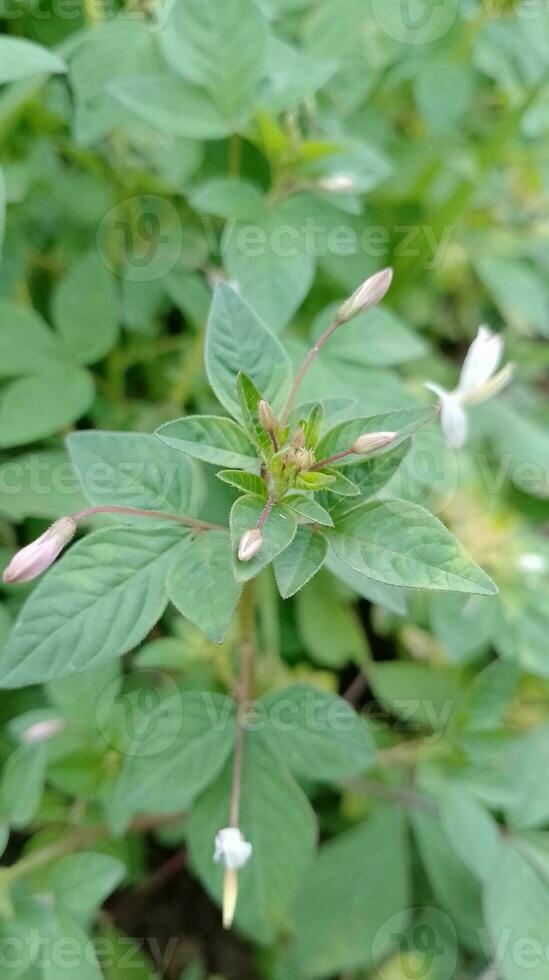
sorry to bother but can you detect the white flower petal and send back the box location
[458,325,503,394]
[461,363,514,407]
[440,392,468,448]
[214,828,253,871]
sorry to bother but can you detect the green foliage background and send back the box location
[0,0,549,978]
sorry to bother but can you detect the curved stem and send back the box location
[256,493,276,530]
[280,317,341,426]
[72,505,223,533]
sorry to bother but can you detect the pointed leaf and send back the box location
[168,530,241,643]
[67,431,202,516]
[328,500,498,595]
[285,494,334,526]
[156,415,258,469]
[205,284,291,421]
[217,470,268,498]
[274,526,327,598]
[0,526,187,688]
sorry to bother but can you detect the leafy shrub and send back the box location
[0,2,548,979]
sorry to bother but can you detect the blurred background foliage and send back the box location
[0,0,549,978]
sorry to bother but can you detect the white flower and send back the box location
[425,326,513,449]
[318,173,356,193]
[214,827,252,871]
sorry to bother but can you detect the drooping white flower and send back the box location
[214,827,253,871]
[425,326,513,449]
[3,517,77,584]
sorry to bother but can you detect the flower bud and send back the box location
[258,399,278,432]
[292,427,306,450]
[336,267,394,324]
[3,517,77,585]
[238,528,263,562]
[351,431,397,455]
[22,718,65,745]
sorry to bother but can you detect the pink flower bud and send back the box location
[351,431,398,455]
[22,718,66,745]
[237,528,263,562]
[336,267,394,324]
[3,517,76,584]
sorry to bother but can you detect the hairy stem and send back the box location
[280,317,341,426]
[229,581,256,827]
[72,505,223,532]
[309,448,353,471]
[256,493,276,530]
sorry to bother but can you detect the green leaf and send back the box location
[330,440,411,519]
[0,450,86,521]
[328,500,498,595]
[0,303,63,378]
[188,733,317,943]
[0,167,5,262]
[41,910,104,980]
[504,726,549,831]
[0,744,46,827]
[0,37,66,84]
[51,852,125,918]
[113,692,236,814]
[312,304,427,367]
[0,894,44,976]
[168,530,241,643]
[189,178,264,220]
[317,407,434,462]
[414,59,473,135]
[0,525,187,688]
[205,284,292,421]
[156,415,258,469]
[476,256,549,336]
[285,494,334,526]
[67,431,202,517]
[52,252,119,365]
[224,203,316,333]
[293,809,410,978]
[217,470,268,498]
[326,553,408,615]
[296,471,336,491]
[236,373,275,458]
[0,368,94,448]
[98,924,161,979]
[160,0,268,121]
[295,569,369,667]
[369,661,462,732]
[260,684,375,781]
[110,74,231,139]
[484,840,549,980]
[322,468,359,495]
[273,526,327,597]
[230,495,297,581]
[440,785,500,882]
[411,806,483,953]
